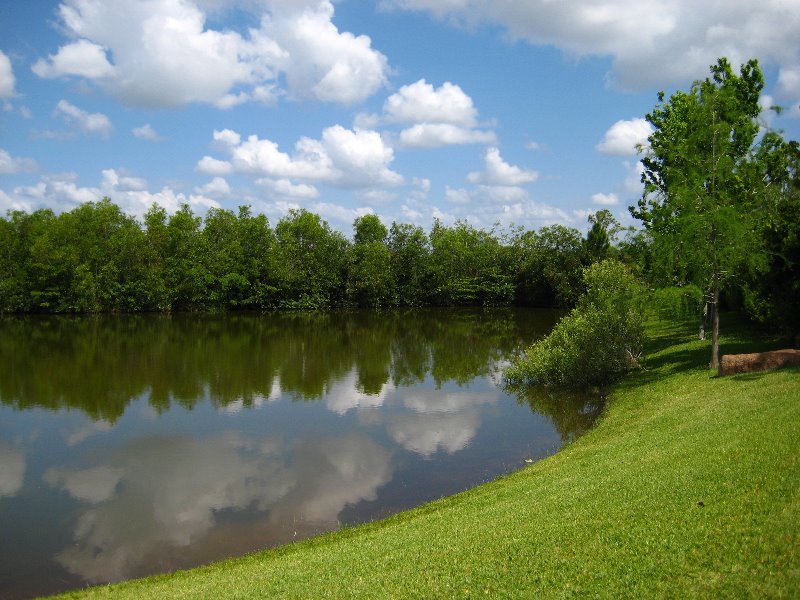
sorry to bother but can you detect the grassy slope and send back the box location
[55,317,800,599]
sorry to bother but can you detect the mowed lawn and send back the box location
[54,317,800,599]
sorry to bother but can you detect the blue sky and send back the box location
[1,0,799,235]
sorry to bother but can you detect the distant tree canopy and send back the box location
[1,198,617,314]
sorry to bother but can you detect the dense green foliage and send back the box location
[51,317,800,599]
[506,259,645,387]
[631,57,800,361]
[0,199,601,313]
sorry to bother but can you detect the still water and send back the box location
[0,309,602,599]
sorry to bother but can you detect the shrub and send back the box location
[506,259,645,387]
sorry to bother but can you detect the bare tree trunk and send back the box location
[710,270,720,371]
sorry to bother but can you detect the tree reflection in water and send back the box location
[0,309,603,599]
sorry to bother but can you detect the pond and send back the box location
[0,309,603,599]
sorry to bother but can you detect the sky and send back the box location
[1,0,799,236]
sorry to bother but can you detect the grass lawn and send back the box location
[53,316,800,598]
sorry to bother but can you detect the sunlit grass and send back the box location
[52,316,799,598]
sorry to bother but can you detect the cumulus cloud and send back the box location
[196,156,234,176]
[199,125,403,189]
[596,118,652,155]
[387,0,800,96]
[194,176,231,197]
[32,0,388,108]
[398,123,496,148]
[132,123,164,141]
[1,170,220,218]
[101,168,148,191]
[383,79,496,148]
[260,1,388,105]
[0,51,15,97]
[256,177,319,199]
[467,147,538,186]
[591,192,620,205]
[33,39,115,79]
[0,148,37,174]
[778,65,800,100]
[308,201,375,227]
[54,100,113,138]
[384,79,478,126]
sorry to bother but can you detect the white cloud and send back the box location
[262,1,389,105]
[309,201,375,226]
[257,177,319,199]
[591,192,620,205]
[622,160,645,194]
[467,147,538,186]
[398,123,496,148]
[132,123,164,141]
[194,176,231,197]
[4,170,219,218]
[101,168,148,191]
[213,128,242,147]
[596,118,652,156]
[321,125,403,187]
[32,39,115,79]
[388,0,800,95]
[33,0,388,108]
[445,186,471,205]
[0,148,37,174]
[778,65,800,99]
[196,156,234,176]
[202,125,403,189]
[55,100,113,138]
[0,51,15,97]
[384,79,478,126]
[381,79,497,148]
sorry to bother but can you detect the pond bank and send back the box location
[52,317,800,598]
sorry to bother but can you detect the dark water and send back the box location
[0,309,602,599]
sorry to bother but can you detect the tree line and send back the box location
[0,200,618,313]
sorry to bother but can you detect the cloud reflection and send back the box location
[389,411,479,457]
[0,443,25,497]
[325,369,393,415]
[44,431,391,583]
[388,389,500,457]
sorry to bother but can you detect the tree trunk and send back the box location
[699,301,707,340]
[710,270,720,371]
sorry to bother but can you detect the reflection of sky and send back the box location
[0,313,579,597]
[0,443,25,497]
[324,369,393,415]
[44,431,392,583]
[388,411,479,457]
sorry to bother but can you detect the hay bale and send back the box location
[719,349,800,376]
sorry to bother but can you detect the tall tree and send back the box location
[348,214,394,307]
[632,58,765,369]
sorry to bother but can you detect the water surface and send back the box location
[0,309,602,599]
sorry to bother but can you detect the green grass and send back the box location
[52,316,800,599]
